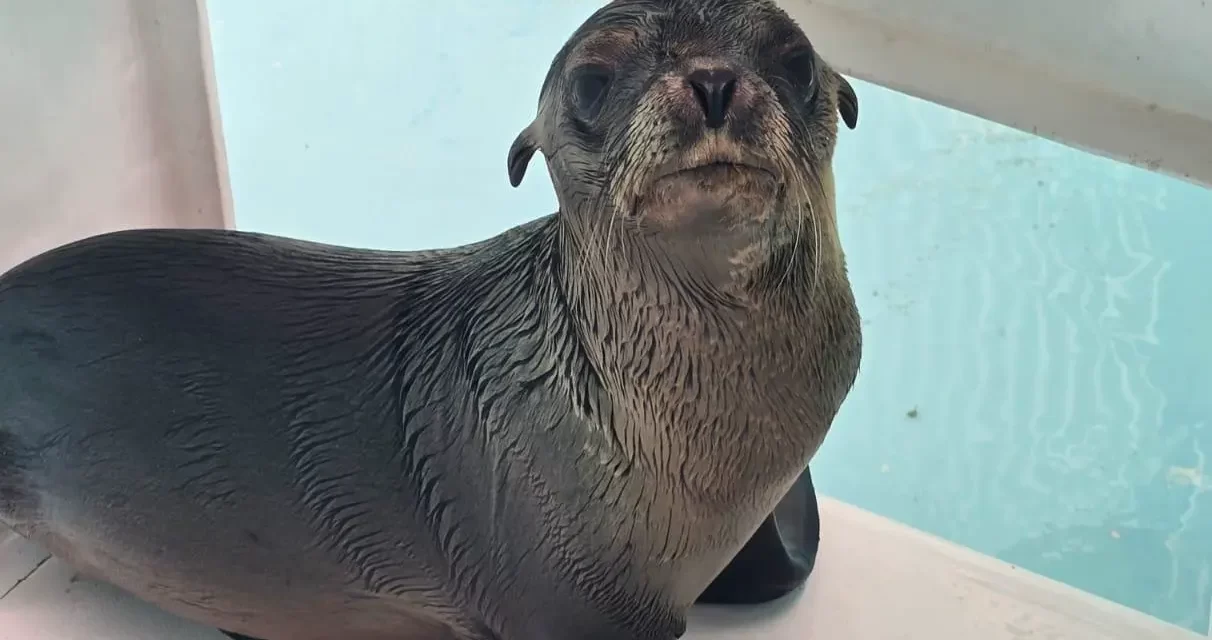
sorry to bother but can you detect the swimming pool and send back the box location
[207,0,1212,631]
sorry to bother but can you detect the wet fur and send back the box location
[0,1,860,639]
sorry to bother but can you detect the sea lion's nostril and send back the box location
[686,68,738,129]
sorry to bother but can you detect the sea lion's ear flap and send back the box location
[836,75,859,130]
[507,124,540,188]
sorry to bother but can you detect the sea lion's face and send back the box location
[508,0,858,249]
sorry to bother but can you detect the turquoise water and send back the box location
[208,0,1212,631]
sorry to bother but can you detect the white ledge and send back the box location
[780,0,1212,189]
[2,499,1201,639]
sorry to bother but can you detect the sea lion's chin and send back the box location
[635,164,781,234]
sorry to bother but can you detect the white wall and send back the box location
[0,0,231,274]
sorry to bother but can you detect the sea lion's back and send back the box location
[0,227,411,449]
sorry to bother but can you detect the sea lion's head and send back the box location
[508,0,858,285]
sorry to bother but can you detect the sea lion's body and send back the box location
[1,1,863,639]
[1,220,853,640]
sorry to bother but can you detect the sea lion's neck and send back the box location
[549,211,860,496]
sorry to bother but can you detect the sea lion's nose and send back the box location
[686,68,738,129]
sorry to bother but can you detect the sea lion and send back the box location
[0,0,861,638]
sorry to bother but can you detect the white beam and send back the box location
[781,0,1212,189]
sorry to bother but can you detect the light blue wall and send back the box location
[208,0,1212,631]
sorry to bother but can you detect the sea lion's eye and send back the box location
[782,48,819,102]
[571,64,613,120]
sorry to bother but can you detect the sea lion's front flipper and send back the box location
[694,466,820,605]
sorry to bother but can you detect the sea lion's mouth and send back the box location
[630,143,785,221]
[634,155,784,228]
[648,140,781,186]
[649,152,781,195]
[657,161,777,182]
